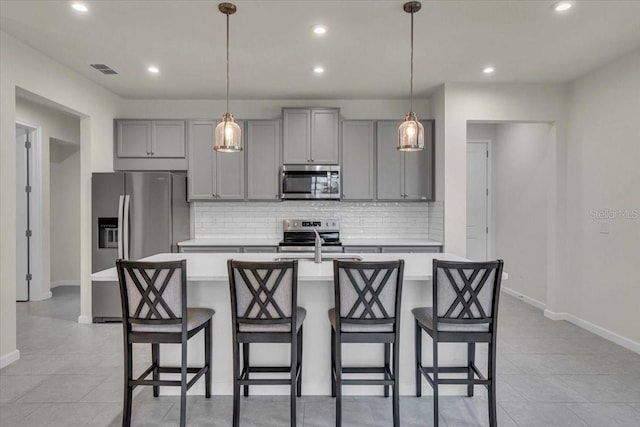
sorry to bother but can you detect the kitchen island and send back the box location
[92,252,476,396]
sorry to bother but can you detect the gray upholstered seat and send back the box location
[328,308,393,332]
[411,307,489,332]
[239,307,306,332]
[132,307,215,333]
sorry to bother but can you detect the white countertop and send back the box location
[177,237,443,247]
[91,252,468,282]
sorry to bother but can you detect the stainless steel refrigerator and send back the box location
[91,172,189,322]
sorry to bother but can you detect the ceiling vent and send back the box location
[90,64,118,75]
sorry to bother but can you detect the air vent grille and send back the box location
[90,64,118,75]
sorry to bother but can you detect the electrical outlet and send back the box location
[599,220,610,234]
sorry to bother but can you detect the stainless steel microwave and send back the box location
[281,165,340,200]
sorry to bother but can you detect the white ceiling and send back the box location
[1,0,639,100]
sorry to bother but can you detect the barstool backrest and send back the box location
[333,260,404,332]
[433,259,504,330]
[227,260,298,332]
[116,259,187,330]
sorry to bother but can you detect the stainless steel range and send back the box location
[279,219,342,252]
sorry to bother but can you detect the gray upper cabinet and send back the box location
[247,120,281,200]
[114,120,187,170]
[282,108,339,164]
[341,121,375,200]
[187,120,245,201]
[376,120,435,201]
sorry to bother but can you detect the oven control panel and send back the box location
[283,219,339,232]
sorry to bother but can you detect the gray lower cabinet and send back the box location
[379,246,441,253]
[341,121,375,200]
[114,120,187,170]
[179,246,242,253]
[187,120,245,201]
[247,120,281,200]
[343,246,380,253]
[376,120,434,201]
[243,246,279,253]
[282,108,339,164]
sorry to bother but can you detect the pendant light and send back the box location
[214,2,242,152]
[398,1,424,151]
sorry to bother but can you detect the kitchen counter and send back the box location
[177,238,281,247]
[92,252,494,397]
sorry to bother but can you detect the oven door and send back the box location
[281,165,340,200]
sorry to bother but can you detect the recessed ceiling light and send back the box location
[71,3,88,12]
[553,1,573,12]
[483,66,495,74]
[312,25,327,35]
[313,66,325,74]
[147,66,160,74]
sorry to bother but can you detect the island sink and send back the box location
[273,254,363,262]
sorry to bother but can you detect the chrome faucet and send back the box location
[314,229,324,263]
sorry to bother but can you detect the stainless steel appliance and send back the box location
[281,165,340,200]
[91,172,189,322]
[279,219,343,252]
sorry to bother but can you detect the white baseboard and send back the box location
[30,291,52,301]
[0,349,20,369]
[77,314,92,324]
[51,280,80,288]
[501,286,546,310]
[544,309,640,355]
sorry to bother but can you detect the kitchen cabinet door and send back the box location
[376,121,404,200]
[311,109,339,163]
[402,119,434,201]
[187,120,216,201]
[341,121,375,200]
[215,120,245,200]
[117,120,152,158]
[282,109,310,163]
[152,121,185,158]
[247,120,281,200]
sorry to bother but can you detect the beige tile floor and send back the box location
[1,286,639,426]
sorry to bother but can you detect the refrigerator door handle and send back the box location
[123,195,131,260]
[117,195,124,259]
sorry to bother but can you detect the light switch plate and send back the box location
[599,220,610,234]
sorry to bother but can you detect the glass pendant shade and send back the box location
[397,112,424,151]
[214,113,242,152]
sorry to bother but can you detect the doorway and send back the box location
[466,141,491,260]
[15,123,39,301]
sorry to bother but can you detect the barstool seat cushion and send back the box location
[238,306,306,332]
[412,307,489,332]
[131,307,215,333]
[328,308,394,332]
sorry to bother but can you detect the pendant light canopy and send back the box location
[214,2,242,152]
[398,1,424,152]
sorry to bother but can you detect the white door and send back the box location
[466,142,489,260]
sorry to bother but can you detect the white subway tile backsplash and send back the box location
[194,201,443,241]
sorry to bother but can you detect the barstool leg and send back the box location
[180,340,187,427]
[488,340,497,427]
[433,339,439,427]
[243,343,250,397]
[331,328,336,398]
[232,342,240,427]
[123,341,133,427]
[415,320,422,397]
[290,331,298,427]
[335,331,342,427]
[392,341,400,427]
[152,343,159,397]
[384,343,390,398]
[297,325,303,397]
[205,320,212,399]
[467,342,476,397]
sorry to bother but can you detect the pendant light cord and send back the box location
[226,12,230,115]
[410,9,414,114]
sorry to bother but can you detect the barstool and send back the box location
[227,260,305,427]
[329,259,405,427]
[413,259,504,427]
[116,259,214,427]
